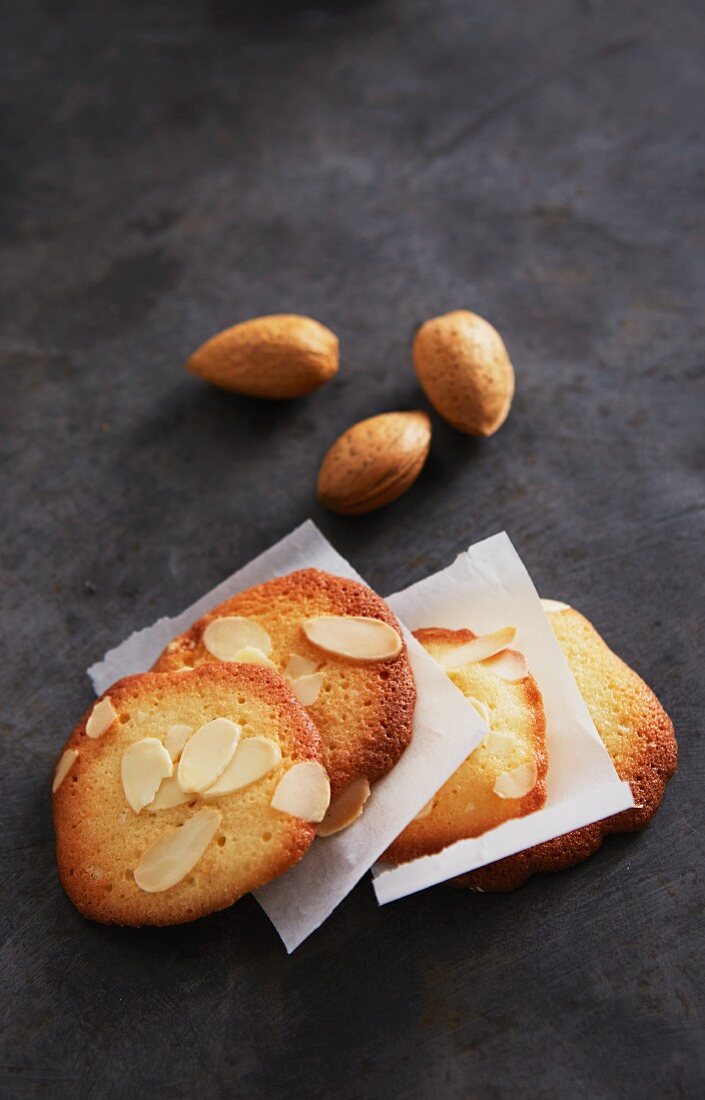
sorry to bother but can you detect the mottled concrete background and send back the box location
[1,1,703,1096]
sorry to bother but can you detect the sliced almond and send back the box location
[484,730,519,756]
[316,778,371,837]
[270,761,331,823]
[133,807,221,893]
[290,672,325,707]
[541,598,571,613]
[482,649,528,682]
[202,616,272,661]
[466,696,491,727]
[177,718,241,793]
[121,738,174,814]
[285,653,319,679]
[231,646,276,669]
[164,724,193,762]
[204,737,282,797]
[493,760,538,799]
[302,616,402,662]
[85,696,117,739]
[147,774,191,812]
[436,627,517,670]
[414,797,435,821]
[52,748,78,793]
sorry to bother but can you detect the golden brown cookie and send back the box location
[151,569,416,799]
[453,604,677,891]
[383,627,547,864]
[53,663,325,925]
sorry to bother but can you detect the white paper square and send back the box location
[88,521,485,951]
[372,532,634,905]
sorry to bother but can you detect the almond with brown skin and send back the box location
[187,314,339,398]
[317,411,431,515]
[414,310,515,436]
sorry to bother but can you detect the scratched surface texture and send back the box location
[1,0,703,1096]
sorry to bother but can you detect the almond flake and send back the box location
[231,646,276,669]
[466,696,491,727]
[436,626,517,670]
[302,616,402,662]
[202,617,272,661]
[164,724,193,762]
[317,778,371,836]
[493,761,538,799]
[290,672,325,706]
[177,718,241,793]
[134,807,221,893]
[414,797,435,821]
[484,730,519,756]
[285,653,319,679]
[147,774,191,812]
[121,738,174,813]
[85,696,117,739]
[270,761,331,823]
[482,649,528,682]
[540,598,570,613]
[205,737,282,797]
[52,748,78,793]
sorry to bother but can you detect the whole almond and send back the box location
[414,310,515,436]
[187,314,339,398]
[317,411,431,515]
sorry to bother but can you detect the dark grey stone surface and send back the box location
[1,1,703,1096]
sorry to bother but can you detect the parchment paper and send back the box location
[88,521,485,951]
[372,532,634,904]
